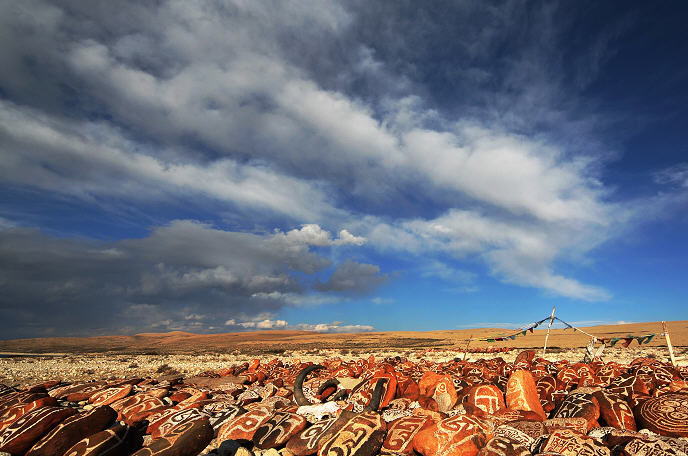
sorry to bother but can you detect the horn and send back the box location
[293,364,325,406]
[363,378,387,412]
[317,378,340,400]
[331,388,348,401]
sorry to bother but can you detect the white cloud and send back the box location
[293,322,375,333]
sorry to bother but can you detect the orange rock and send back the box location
[417,372,457,413]
[412,414,491,456]
[464,384,505,415]
[505,370,546,420]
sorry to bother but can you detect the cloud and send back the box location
[654,163,688,188]
[314,261,388,294]
[0,222,373,338]
[292,322,375,333]
[363,209,612,301]
[1,0,679,339]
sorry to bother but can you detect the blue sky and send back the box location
[1,1,687,338]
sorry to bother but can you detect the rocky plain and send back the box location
[0,321,687,456]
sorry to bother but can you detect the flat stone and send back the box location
[634,393,688,437]
[319,411,387,456]
[0,396,58,432]
[475,436,531,456]
[285,414,350,456]
[0,406,77,455]
[217,407,273,442]
[551,392,601,431]
[381,415,433,455]
[63,423,143,456]
[152,407,208,440]
[89,384,133,406]
[494,420,546,447]
[544,417,590,434]
[132,416,214,456]
[413,413,492,456]
[253,412,307,449]
[26,405,117,456]
[540,428,611,456]
[594,391,636,431]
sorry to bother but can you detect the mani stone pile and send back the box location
[1,351,688,456]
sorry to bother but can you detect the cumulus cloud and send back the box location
[292,322,375,333]
[0,222,371,338]
[314,261,388,294]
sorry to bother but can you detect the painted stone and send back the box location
[253,411,307,449]
[152,407,207,440]
[505,370,546,420]
[608,374,650,400]
[146,406,189,437]
[0,396,58,432]
[413,413,492,456]
[63,423,143,456]
[486,408,543,427]
[209,405,246,436]
[26,405,117,456]
[514,351,535,367]
[0,392,48,415]
[551,392,601,431]
[475,436,531,456]
[465,385,505,415]
[132,417,213,456]
[65,384,108,403]
[432,376,457,413]
[381,415,433,455]
[493,420,546,447]
[318,411,387,456]
[634,393,688,437]
[540,428,611,456]
[121,396,166,425]
[543,417,589,434]
[217,406,273,442]
[0,406,77,455]
[618,434,688,456]
[286,414,349,456]
[593,391,636,431]
[89,384,133,407]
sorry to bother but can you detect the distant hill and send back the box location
[1,321,686,355]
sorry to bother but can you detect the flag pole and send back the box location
[463,335,473,361]
[662,321,677,367]
[542,306,556,357]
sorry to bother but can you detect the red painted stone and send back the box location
[594,391,636,431]
[413,413,492,456]
[382,415,433,455]
[634,393,688,437]
[319,411,387,456]
[0,396,58,432]
[217,406,273,442]
[505,370,546,420]
[464,384,505,415]
[89,384,133,406]
[253,411,307,449]
[0,406,77,455]
[132,417,213,456]
[63,423,143,456]
[26,405,117,456]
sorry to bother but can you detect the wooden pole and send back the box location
[662,321,677,367]
[463,336,473,361]
[542,306,556,357]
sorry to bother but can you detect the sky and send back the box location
[1,0,687,339]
